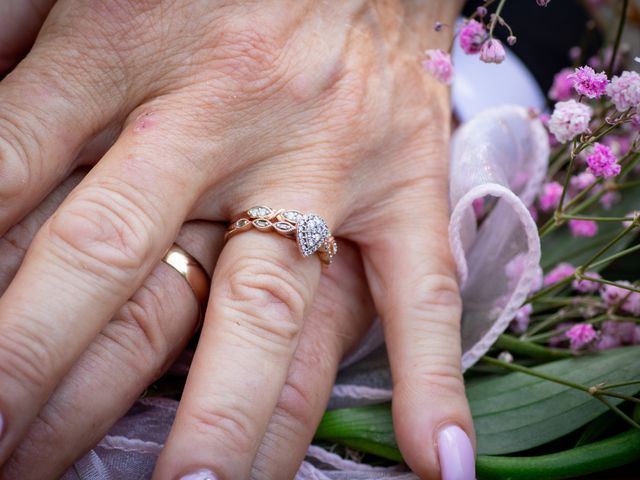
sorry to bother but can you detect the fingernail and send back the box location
[437,424,476,480]
[179,469,218,480]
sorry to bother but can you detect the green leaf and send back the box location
[468,346,640,454]
[540,184,640,270]
[315,404,399,459]
[315,346,640,459]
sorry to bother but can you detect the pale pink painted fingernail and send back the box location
[179,468,217,480]
[437,424,476,480]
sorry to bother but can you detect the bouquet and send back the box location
[313,1,640,478]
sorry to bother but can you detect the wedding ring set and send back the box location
[225,206,338,266]
[162,204,337,330]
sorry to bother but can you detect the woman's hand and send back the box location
[0,170,375,479]
[0,1,473,479]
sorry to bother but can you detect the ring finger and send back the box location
[154,200,340,479]
[251,239,374,479]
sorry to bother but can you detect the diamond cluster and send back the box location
[297,214,330,257]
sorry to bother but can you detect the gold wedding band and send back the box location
[162,243,210,329]
[225,205,338,265]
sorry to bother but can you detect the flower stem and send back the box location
[608,0,629,76]
[580,275,640,294]
[560,214,635,222]
[578,224,635,271]
[481,355,588,390]
[525,314,608,343]
[526,276,574,304]
[603,380,640,390]
[596,395,640,430]
[494,334,572,360]
[591,243,640,268]
[482,355,640,427]
[488,0,508,37]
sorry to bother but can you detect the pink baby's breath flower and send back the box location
[599,191,620,209]
[510,304,533,334]
[570,171,596,191]
[480,39,506,64]
[572,272,601,292]
[548,99,592,143]
[549,68,574,101]
[549,322,574,347]
[422,49,453,84]
[606,70,640,112]
[539,181,563,211]
[537,0,551,6]
[543,262,575,286]
[586,143,621,178]
[616,321,640,344]
[596,333,621,351]
[566,323,597,351]
[603,135,631,156]
[597,321,640,350]
[459,19,487,54]
[568,66,608,99]
[569,219,598,237]
[623,291,640,316]
[600,281,640,315]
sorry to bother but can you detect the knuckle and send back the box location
[212,25,287,97]
[45,181,156,280]
[186,404,256,455]
[0,116,35,203]
[412,273,462,326]
[0,321,57,394]
[397,365,466,405]
[106,288,170,378]
[2,411,64,478]
[274,374,318,431]
[221,257,307,347]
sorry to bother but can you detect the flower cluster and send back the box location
[423,2,518,84]
[585,143,620,178]
[548,100,592,143]
[422,49,453,85]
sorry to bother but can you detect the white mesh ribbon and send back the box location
[62,106,548,479]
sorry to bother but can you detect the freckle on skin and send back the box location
[133,112,156,133]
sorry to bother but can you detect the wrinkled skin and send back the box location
[0,1,471,479]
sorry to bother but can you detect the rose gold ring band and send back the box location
[162,243,210,330]
[225,205,338,266]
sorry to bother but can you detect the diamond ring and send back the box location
[225,206,338,265]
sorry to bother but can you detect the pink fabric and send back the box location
[62,106,547,479]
